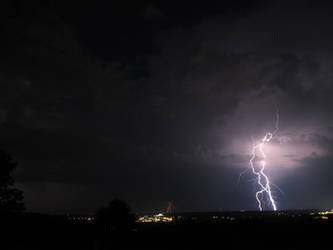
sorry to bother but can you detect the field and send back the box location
[2,211,332,249]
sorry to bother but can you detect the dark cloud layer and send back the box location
[2,1,333,213]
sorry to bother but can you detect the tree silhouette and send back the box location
[0,150,25,212]
[95,198,135,232]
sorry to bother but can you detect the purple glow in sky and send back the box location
[2,1,333,213]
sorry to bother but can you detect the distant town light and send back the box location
[137,213,173,223]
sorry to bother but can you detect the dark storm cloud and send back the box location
[2,1,333,213]
[0,2,137,212]
[135,2,333,210]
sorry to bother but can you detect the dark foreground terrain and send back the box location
[1,211,332,249]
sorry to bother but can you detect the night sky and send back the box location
[2,0,333,214]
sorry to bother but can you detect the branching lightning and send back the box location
[248,111,279,211]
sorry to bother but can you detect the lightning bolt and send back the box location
[248,111,279,211]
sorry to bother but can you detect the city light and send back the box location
[137,213,173,223]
